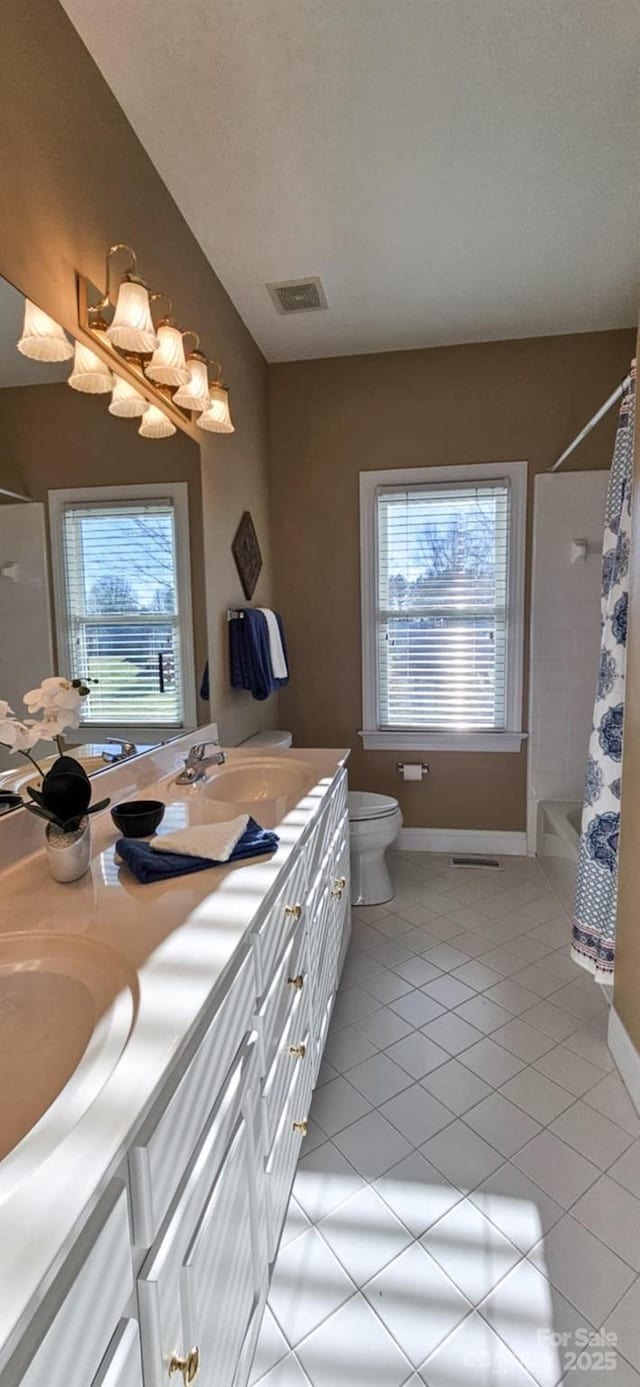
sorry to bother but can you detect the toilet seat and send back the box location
[348,791,400,823]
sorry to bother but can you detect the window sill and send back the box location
[359,730,527,753]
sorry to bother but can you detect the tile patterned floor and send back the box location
[250,852,640,1386]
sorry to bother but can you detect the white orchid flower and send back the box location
[24,677,87,716]
[0,700,14,719]
[0,717,42,752]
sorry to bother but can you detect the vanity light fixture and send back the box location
[172,335,211,412]
[196,363,235,434]
[108,375,149,418]
[96,244,158,355]
[17,300,74,362]
[67,341,113,394]
[139,404,176,438]
[146,296,189,387]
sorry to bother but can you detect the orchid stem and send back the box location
[55,736,65,758]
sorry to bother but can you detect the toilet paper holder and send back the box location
[396,762,430,779]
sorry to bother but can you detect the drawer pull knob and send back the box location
[285,903,302,920]
[287,974,304,990]
[331,876,347,899]
[288,1043,306,1059]
[169,1347,200,1385]
[292,1119,308,1135]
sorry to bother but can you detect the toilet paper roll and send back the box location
[402,763,423,781]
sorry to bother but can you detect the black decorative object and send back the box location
[111,799,165,838]
[26,756,110,833]
[232,511,263,600]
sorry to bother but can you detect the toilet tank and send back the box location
[242,729,293,749]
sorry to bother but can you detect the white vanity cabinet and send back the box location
[3,767,350,1387]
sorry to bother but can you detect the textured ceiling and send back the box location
[62,0,639,361]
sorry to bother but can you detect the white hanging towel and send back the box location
[150,814,249,861]
[258,608,289,679]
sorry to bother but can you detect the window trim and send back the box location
[359,462,528,753]
[48,482,197,741]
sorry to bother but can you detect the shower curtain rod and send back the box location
[549,373,632,472]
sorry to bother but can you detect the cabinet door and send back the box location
[92,1320,143,1387]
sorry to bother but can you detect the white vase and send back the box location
[45,817,91,883]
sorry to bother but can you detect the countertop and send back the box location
[0,730,348,1369]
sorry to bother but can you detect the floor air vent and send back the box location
[267,277,328,314]
[450,855,502,870]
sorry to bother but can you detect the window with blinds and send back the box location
[55,494,191,727]
[376,478,512,732]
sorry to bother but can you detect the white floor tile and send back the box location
[422,1198,521,1303]
[512,1130,600,1208]
[363,1243,471,1366]
[423,944,473,973]
[250,1307,290,1385]
[419,1309,538,1386]
[421,1012,485,1056]
[550,981,606,1021]
[380,1083,455,1147]
[375,1150,463,1237]
[455,995,515,1035]
[550,1101,634,1171]
[323,1023,378,1073]
[608,1280,640,1372]
[370,938,416,968]
[483,978,542,1015]
[254,1353,313,1387]
[317,1185,412,1285]
[293,1141,365,1223]
[353,1005,414,1050]
[316,1058,338,1088]
[511,963,567,998]
[479,1258,588,1387]
[390,990,447,1028]
[470,1161,564,1253]
[296,1292,412,1387]
[462,1036,528,1086]
[340,951,385,985]
[562,1017,614,1072]
[333,1109,413,1179]
[501,1067,575,1124]
[421,1058,493,1115]
[583,1074,640,1138]
[347,1052,414,1106]
[451,959,507,992]
[299,1117,330,1156]
[310,1075,372,1137]
[331,986,380,1029]
[268,1226,355,1347]
[505,936,556,964]
[280,1196,312,1250]
[386,1032,450,1080]
[532,1044,608,1097]
[393,956,445,987]
[609,1141,640,1200]
[421,1120,504,1193]
[442,930,496,959]
[529,1214,636,1323]
[520,1000,581,1042]
[362,969,414,1005]
[493,1018,556,1062]
[572,1173,640,1273]
[464,1092,542,1157]
[353,904,393,925]
[425,915,474,942]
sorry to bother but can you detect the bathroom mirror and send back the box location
[0,274,208,809]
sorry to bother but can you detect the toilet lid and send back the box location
[348,791,400,822]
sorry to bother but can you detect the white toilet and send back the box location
[348,791,403,906]
[242,729,293,749]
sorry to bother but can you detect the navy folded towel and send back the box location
[116,816,279,884]
[229,608,289,701]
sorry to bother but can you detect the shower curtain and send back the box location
[572,364,636,982]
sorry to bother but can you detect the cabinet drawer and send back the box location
[265,1020,313,1264]
[22,1183,133,1387]
[138,1035,262,1387]
[252,851,308,995]
[129,944,256,1247]
[262,987,310,1150]
[254,919,307,1076]
[93,1320,142,1387]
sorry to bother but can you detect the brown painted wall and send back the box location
[269,329,635,829]
[0,381,209,723]
[0,0,278,744]
[614,335,640,1052]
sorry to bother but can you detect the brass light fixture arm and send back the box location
[90,242,138,314]
[181,329,201,354]
[149,291,173,324]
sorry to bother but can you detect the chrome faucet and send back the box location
[175,740,227,784]
[101,737,137,764]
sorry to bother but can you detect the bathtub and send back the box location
[537,799,581,915]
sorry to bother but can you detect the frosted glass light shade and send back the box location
[196,383,235,434]
[109,375,149,418]
[106,278,158,354]
[68,341,113,394]
[17,300,74,362]
[173,353,210,412]
[139,404,176,438]
[145,323,189,386]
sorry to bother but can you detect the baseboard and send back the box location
[396,828,529,857]
[608,1007,640,1117]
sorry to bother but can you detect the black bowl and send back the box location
[111,799,165,838]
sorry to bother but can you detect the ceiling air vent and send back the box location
[267,277,328,315]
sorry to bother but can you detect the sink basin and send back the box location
[204,757,312,828]
[0,933,138,1200]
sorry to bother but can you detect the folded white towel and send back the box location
[258,607,288,680]
[150,815,249,861]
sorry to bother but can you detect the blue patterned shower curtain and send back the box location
[572,364,636,982]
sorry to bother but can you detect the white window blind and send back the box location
[376,478,511,732]
[58,497,188,727]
